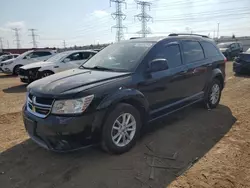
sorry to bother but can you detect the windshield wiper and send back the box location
[81,65,115,71]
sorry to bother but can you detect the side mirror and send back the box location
[148,58,169,72]
[63,58,70,63]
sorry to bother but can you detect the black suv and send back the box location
[23,34,226,154]
[218,42,243,60]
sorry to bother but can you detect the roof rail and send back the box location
[169,33,209,38]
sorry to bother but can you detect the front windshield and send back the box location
[82,42,153,72]
[18,51,33,59]
[46,51,71,62]
[218,43,230,48]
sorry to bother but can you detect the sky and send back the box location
[0,0,250,48]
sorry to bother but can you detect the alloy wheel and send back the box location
[111,113,136,147]
[210,83,220,105]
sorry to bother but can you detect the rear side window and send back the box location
[182,41,205,64]
[200,41,220,58]
[153,44,182,68]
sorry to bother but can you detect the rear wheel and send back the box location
[204,79,222,109]
[13,65,22,75]
[101,103,141,154]
[41,70,54,78]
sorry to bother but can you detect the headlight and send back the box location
[51,95,94,114]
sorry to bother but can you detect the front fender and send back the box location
[38,66,55,72]
[97,88,149,113]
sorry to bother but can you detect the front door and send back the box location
[59,52,90,72]
[138,42,189,117]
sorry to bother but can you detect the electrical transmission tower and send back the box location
[0,38,3,49]
[63,40,66,48]
[12,28,21,49]
[110,0,127,42]
[29,29,38,48]
[135,0,153,37]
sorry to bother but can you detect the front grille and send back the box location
[19,68,26,76]
[27,93,54,118]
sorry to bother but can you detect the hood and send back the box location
[28,68,131,96]
[1,58,15,64]
[21,61,54,70]
[219,48,228,52]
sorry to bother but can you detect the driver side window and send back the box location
[66,52,83,62]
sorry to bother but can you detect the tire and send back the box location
[41,70,54,78]
[13,65,22,75]
[204,78,222,109]
[101,103,141,154]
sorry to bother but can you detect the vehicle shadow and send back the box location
[2,84,27,93]
[0,74,16,79]
[0,105,236,188]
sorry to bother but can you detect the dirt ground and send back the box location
[0,62,249,188]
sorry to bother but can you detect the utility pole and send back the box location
[12,28,21,49]
[29,29,38,48]
[110,0,127,42]
[63,40,66,49]
[0,37,3,49]
[217,23,220,39]
[135,0,153,38]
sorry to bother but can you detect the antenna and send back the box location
[29,29,38,48]
[12,28,21,49]
[110,0,127,42]
[135,0,153,37]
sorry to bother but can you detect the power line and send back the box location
[135,0,153,37]
[29,29,38,48]
[110,0,127,42]
[12,28,21,49]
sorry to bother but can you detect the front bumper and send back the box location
[23,105,105,152]
[233,61,250,73]
[19,68,39,83]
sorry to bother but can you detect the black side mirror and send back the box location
[148,58,169,72]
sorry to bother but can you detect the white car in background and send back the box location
[0,54,19,62]
[0,50,56,75]
[18,50,97,83]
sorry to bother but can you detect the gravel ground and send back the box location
[0,62,249,188]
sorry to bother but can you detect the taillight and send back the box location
[224,57,227,62]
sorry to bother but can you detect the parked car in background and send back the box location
[233,48,250,74]
[23,34,226,154]
[218,42,243,60]
[0,54,19,62]
[19,50,97,83]
[0,52,11,56]
[0,50,56,75]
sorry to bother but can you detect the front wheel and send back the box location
[101,103,141,154]
[41,70,54,78]
[13,65,22,75]
[204,79,222,109]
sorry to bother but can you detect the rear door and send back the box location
[180,40,209,97]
